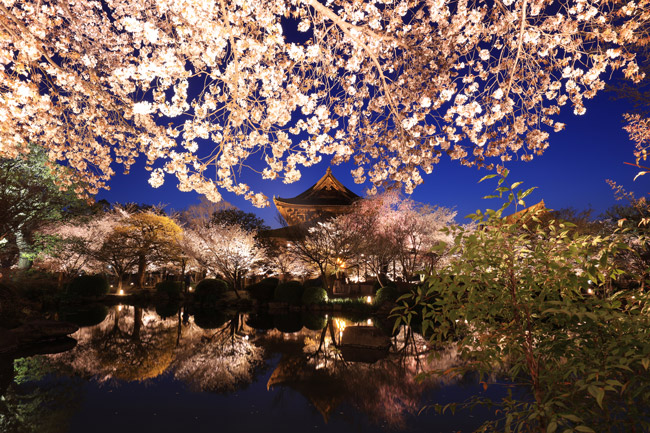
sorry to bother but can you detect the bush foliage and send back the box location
[193,278,229,306]
[155,281,183,299]
[273,280,304,304]
[301,286,328,305]
[394,173,650,432]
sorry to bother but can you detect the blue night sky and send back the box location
[97,92,645,228]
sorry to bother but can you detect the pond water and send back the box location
[0,305,509,433]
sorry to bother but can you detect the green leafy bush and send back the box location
[193,278,229,306]
[301,286,328,305]
[394,173,650,432]
[67,274,109,298]
[273,280,304,304]
[373,283,399,306]
[155,281,183,299]
[247,277,279,302]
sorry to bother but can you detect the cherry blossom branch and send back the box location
[504,0,528,99]
[303,0,403,126]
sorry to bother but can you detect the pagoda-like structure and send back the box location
[274,167,361,226]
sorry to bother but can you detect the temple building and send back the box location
[273,167,361,226]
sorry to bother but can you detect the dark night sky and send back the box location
[96,92,646,228]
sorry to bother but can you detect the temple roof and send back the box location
[274,167,361,206]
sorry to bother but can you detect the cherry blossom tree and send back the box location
[182,224,266,296]
[340,191,456,284]
[34,207,134,287]
[624,113,650,180]
[1,0,646,206]
[287,218,361,291]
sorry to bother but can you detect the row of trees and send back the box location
[28,192,459,295]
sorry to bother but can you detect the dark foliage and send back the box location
[155,280,183,300]
[193,278,229,306]
[301,286,328,305]
[274,280,304,304]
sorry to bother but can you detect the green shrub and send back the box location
[301,286,328,305]
[155,280,183,299]
[247,277,279,302]
[374,284,399,306]
[274,280,304,304]
[67,275,109,298]
[193,278,229,306]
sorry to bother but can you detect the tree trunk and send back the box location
[14,230,33,270]
[137,255,146,288]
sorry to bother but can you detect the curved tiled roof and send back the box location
[274,167,360,206]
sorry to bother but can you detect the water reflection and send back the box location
[2,305,481,432]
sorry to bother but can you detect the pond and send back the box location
[0,305,510,433]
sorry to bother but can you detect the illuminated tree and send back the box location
[110,212,183,288]
[183,224,266,295]
[288,219,361,291]
[340,191,456,283]
[0,147,84,269]
[624,113,650,180]
[1,0,646,206]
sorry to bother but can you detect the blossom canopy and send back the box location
[1,0,647,206]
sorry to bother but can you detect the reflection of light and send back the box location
[243,335,249,340]
[316,361,325,370]
[366,318,373,326]
[366,296,372,304]
[118,305,123,311]
[334,318,347,340]
[119,289,124,295]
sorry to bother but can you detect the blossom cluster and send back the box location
[1,0,647,204]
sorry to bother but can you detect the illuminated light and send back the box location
[119,289,124,295]
[243,335,249,340]
[366,296,372,304]
[366,318,373,326]
[189,287,193,292]
[632,295,636,299]
[110,285,113,288]
[118,305,123,311]
[587,288,593,295]
[316,361,325,370]
[130,282,134,286]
